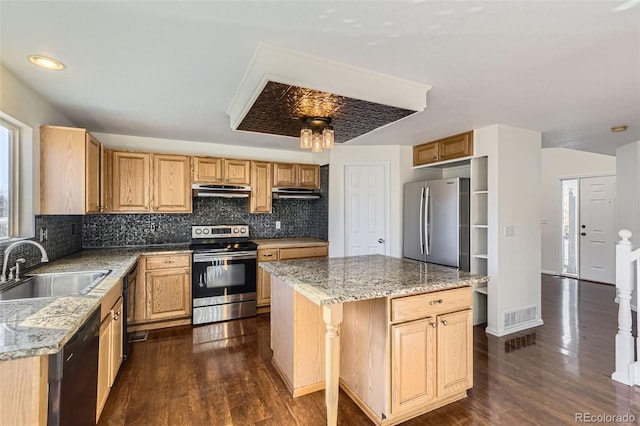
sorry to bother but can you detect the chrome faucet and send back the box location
[1,240,49,283]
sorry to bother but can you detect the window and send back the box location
[0,119,17,240]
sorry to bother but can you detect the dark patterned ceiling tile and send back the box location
[237,81,416,143]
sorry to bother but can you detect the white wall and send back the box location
[616,141,640,309]
[475,124,543,336]
[540,148,616,275]
[0,65,75,232]
[93,132,316,164]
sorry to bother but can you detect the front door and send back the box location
[344,164,388,256]
[579,175,616,284]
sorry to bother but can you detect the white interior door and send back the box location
[579,175,616,284]
[344,164,388,256]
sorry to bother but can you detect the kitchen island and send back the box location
[260,254,488,426]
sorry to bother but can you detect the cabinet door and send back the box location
[152,154,192,212]
[193,156,223,184]
[257,266,272,307]
[249,161,272,213]
[110,297,124,386]
[436,309,473,397]
[224,159,251,185]
[145,268,191,321]
[85,134,101,213]
[272,163,297,187]
[391,318,436,414]
[439,131,473,161]
[413,141,439,166]
[96,316,111,420]
[112,151,151,212]
[298,164,320,189]
[101,146,112,212]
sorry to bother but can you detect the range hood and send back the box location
[272,188,321,199]
[192,184,251,198]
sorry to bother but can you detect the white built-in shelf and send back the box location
[473,190,488,194]
[474,286,488,295]
[473,254,489,259]
[473,224,488,229]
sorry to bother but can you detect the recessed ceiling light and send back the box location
[611,125,628,133]
[28,55,65,70]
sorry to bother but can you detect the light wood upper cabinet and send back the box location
[413,131,473,166]
[193,156,250,185]
[40,125,109,214]
[112,151,152,212]
[152,154,192,212]
[249,161,272,214]
[193,156,222,183]
[273,163,320,189]
[112,152,191,213]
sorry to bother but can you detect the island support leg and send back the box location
[323,303,343,426]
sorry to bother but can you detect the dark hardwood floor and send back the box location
[98,275,640,425]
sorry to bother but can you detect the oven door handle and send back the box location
[193,253,257,262]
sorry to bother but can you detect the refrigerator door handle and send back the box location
[419,187,425,255]
[425,186,430,256]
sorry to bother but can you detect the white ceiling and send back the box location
[1,1,638,156]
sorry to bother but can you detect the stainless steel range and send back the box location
[190,225,257,325]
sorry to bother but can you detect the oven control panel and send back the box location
[191,225,249,239]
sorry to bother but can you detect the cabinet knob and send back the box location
[185,270,189,275]
[429,299,443,305]
[430,322,436,328]
[441,319,448,326]
[434,156,437,160]
[580,232,586,236]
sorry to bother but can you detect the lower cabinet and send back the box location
[97,293,124,421]
[256,243,328,310]
[130,253,192,331]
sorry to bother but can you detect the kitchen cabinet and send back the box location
[40,125,110,214]
[152,154,192,212]
[272,163,320,189]
[112,151,191,213]
[97,281,124,421]
[413,131,473,166]
[255,241,328,310]
[249,161,272,213]
[193,156,251,185]
[130,254,192,331]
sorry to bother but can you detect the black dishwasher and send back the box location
[48,306,100,426]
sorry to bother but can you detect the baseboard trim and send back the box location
[486,319,544,337]
[541,270,557,276]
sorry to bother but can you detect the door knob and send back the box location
[378,238,384,243]
[581,232,586,236]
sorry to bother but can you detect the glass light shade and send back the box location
[300,128,313,149]
[322,128,334,149]
[311,133,323,153]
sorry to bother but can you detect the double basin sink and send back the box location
[0,270,110,301]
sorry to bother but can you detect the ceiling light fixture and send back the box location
[611,125,628,133]
[300,117,334,153]
[28,55,65,70]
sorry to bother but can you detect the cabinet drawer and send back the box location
[101,279,123,321]
[279,245,328,260]
[144,254,191,270]
[258,249,280,262]
[391,286,472,323]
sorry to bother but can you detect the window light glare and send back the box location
[28,55,65,70]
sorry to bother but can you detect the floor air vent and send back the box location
[128,331,149,343]
[503,305,537,328]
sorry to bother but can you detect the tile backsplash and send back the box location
[82,165,329,248]
[0,215,83,274]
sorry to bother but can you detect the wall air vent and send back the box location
[503,305,538,329]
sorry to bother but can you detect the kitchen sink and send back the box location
[0,270,110,301]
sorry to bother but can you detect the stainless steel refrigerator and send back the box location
[403,177,470,271]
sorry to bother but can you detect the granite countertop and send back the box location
[0,244,191,361]
[252,238,328,249]
[260,254,489,305]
